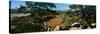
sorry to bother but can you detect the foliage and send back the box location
[25,1,56,10]
[10,2,96,33]
[69,4,96,26]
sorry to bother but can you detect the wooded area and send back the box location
[9,1,96,33]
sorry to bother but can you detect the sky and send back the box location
[11,1,26,9]
[10,1,70,10]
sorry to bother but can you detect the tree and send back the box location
[69,4,96,26]
[17,5,26,13]
[82,5,96,25]
[25,1,56,10]
[25,1,58,17]
[11,2,58,33]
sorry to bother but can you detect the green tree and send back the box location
[17,5,26,13]
[13,2,58,33]
[25,1,56,10]
[25,1,58,17]
[69,4,96,26]
[82,5,96,25]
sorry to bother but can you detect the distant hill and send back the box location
[9,9,32,13]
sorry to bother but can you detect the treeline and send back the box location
[9,6,32,13]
